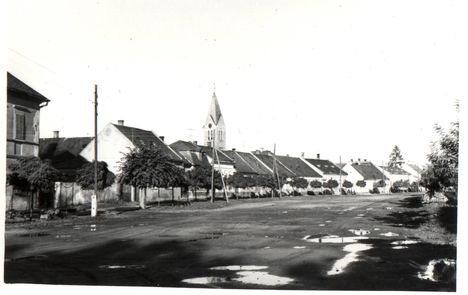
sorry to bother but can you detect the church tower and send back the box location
[203,90,226,149]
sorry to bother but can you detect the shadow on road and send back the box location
[4,238,238,286]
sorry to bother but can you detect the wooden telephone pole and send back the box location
[91,84,98,217]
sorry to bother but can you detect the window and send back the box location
[15,112,26,140]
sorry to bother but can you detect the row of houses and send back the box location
[5,72,423,210]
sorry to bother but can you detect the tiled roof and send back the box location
[276,156,322,178]
[170,140,201,152]
[177,150,210,167]
[113,124,187,165]
[381,166,411,175]
[223,150,271,175]
[198,145,234,165]
[7,72,50,103]
[253,153,296,178]
[351,162,388,180]
[305,158,348,176]
[39,137,93,179]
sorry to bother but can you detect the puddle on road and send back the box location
[17,232,50,238]
[211,265,267,271]
[234,271,294,286]
[374,228,381,231]
[349,229,370,236]
[55,234,71,238]
[327,243,373,276]
[366,208,374,211]
[90,224,97,232]
[293,246,306,249]
[303,235,369,244]
[263,246,271,249]
[182,277,229,284]
[99,264,145,270]
[392,246,408,249]
[319,224,325,227]
[184,265,294,286]
[386,207,393,210]
[380,232,399,237]
[391,240,420,245]
[357,214,365,217]
[325,220,332,223]
[418,258,456,282]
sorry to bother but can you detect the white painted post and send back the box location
[91,194,97,217]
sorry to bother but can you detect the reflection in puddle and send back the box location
[391,240,419,245]
[349,229,370,236]
[418,258,456,282]
[392,246,408,249]
[304,235,369,244]
[99,264,145,270]
[327,243,373,275]
[380,232,399,237]
[210,265,267,271]
[182,276,228,284]
[184,265,294,286]
[234,271,294,286]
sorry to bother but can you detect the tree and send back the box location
[186,165,222,200]
[356,180,367,188]
[388,145,404,168]
[323,179,339,189]
[421,104,459,200]
[342,180,353,188]
[8,157,60,218]
[76,161,115,190]
[167,167,189,204]
[119,145,182,209]
[310,180,322,189]
[291,177,309,190]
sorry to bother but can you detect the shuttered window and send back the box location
[15,113,26,140]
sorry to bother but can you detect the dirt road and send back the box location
[4,194,456,291]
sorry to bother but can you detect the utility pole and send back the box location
[215,148,229,202]
[273,144,282,198]
[91,84,98,217]
[211,131,216,203]
[339,156,342,195]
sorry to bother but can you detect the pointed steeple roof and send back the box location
[207,91,223,125]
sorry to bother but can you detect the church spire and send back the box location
[203,86,226,149]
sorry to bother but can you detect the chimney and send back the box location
[159,136,165,142]
[317,153,320,159]
[358,158,361,162]
[192,140,198,145]
[117,120,124,126]
[351,159,354,162]
[232,148,236,151]
[301,152,305,158]
[53,130,60,138]
[364,159,367,162]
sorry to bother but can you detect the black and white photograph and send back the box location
[2,0,466,294]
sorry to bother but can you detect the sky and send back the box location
[5,0,467,166]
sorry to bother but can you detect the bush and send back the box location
[307,190,315,196]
